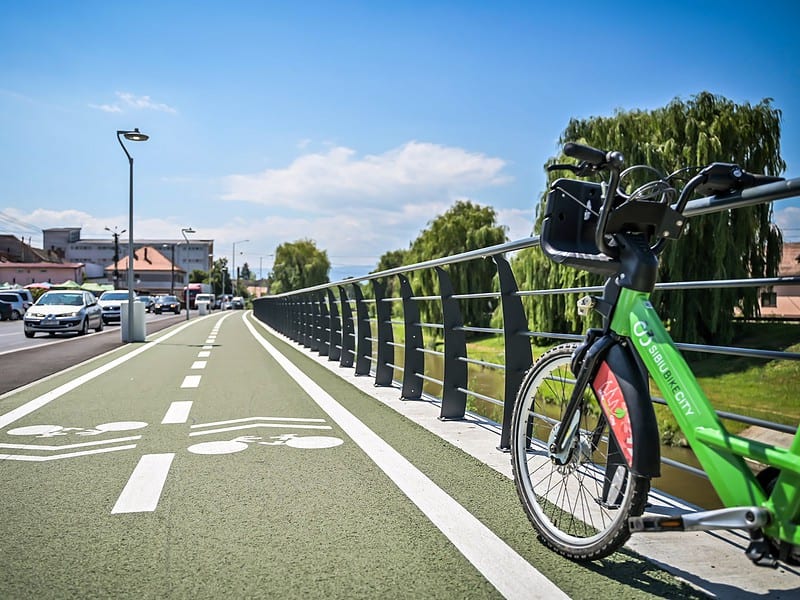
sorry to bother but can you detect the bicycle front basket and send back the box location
[540,178,618,276]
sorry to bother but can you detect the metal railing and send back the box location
[253,181,800,482]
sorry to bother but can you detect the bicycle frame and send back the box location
[611,286,800,546]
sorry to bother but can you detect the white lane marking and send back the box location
[190,361,207,370]
[190,416,326,428]
[0,320,198,430]
[188,423,332,437]
[244,315,569,600]
[198,351,211,358]
[111,453,175,514]
[202,345,213,350]
[0,435,142,451]
[181,375,202,388]
[1,444,138,462]
[161,401,193,424]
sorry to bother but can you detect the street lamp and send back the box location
[116,128,149,343]
[232,239,249,297]
[182,227,195,320]
[105,226,126,289]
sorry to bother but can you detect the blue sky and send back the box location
[1,0,799,280]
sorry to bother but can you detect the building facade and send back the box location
[43,227,214,284]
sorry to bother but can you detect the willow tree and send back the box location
[511,92,784,344]
[269,239,330,294]
[406,200,507,332]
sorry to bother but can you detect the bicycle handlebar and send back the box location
[557,142,788,258]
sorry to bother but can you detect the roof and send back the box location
[778,242,800,277]
[106,245,186,273]
[0,260,84,268]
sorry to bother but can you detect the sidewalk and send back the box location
[271,326,800,599]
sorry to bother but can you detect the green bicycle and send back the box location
[510,142,800,565]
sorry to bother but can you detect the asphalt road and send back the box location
[0,312,187,395]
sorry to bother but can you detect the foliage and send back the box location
[240,262,253,281]
[188,269,207,284]
[405,200,507,331]
[207,258,228,296]
[371,248,409,301]
[509,92,784,344]
[269,239,330,294]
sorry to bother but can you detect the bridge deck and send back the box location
[0,311,796,598]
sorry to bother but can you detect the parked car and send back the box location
[98,290,131,324]
[137,294,155,312]
[0,291,31,320]
[154,295,181,314]
[23,290,104,338]
[231,296,245,309]
[0,299,12,321]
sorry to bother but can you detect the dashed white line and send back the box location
[111,453,175,514]
[190,361,207,370]
[161,401,193,424]
[181,375,202,388]
[198,351,211,358]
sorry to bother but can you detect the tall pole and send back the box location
[105,226,125,289]
[170,244,175,295]
[181,227,195,320]
[116,128,148,343]
[232,239,249,297]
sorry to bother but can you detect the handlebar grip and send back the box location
[564,142,607,166]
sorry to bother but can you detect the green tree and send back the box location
[208,258,228,296]
[511,92,784,344]
[406,200,507,331]
[371,248,409,302]
[240,262,253,281]
[188,269,207,284]
[270,239,330,294]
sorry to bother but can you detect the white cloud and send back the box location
[88,103,122,113]
[775,205,800,241]
[88,92,177,114]
[222,141,511,210]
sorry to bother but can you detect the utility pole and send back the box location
[105,226,126,289]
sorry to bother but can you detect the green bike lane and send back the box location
[0,312,701,599]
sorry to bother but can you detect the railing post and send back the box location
[301,293,312,347]
[352,284,372,375]
[398,274,424,400]
[317,291,330,357]
[494,255,532,450]
[338,285,355,368]
[372,279,394,387]
[436,267,467,420]
[307,293,321,353]
[326,288,342,362]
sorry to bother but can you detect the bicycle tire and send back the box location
[511,343,650,560]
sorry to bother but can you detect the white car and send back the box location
[23,290,104,338]
[98,290,131,324]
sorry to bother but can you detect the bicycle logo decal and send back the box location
[0,415,344,513]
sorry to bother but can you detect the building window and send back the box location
[761,291,778,308]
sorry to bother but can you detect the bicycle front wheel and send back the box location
[511,344,650,560]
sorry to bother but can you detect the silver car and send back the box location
[23,290,104,338]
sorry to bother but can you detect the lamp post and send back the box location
[232,239,249,298]
[105,226,126,289]
[116,128,149,343]
[181,227,195,320]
